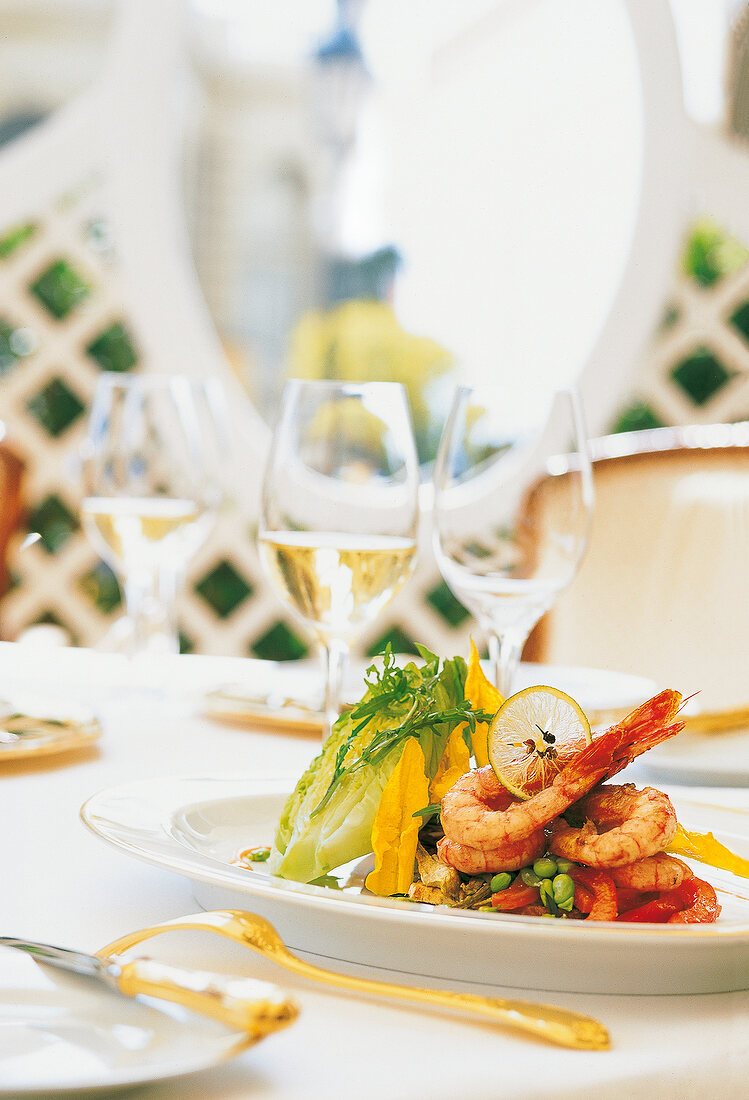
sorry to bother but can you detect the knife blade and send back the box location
[0,936,297,1039]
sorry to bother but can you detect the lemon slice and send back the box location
[487,685,592,800]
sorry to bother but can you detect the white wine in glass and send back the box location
[82,373,227,655]
[433,385,594,697]
[81,497,205,572]
[258,380,420,736]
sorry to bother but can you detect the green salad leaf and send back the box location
[268,646,492,883]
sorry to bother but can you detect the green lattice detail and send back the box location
[366,624,419,657]
[670,347,733,406]
[30,259,91,319]
[682,217,749,288]
[426,579,470,627]
[729,301,749,345]
[27,376,85,437]
[195,559,253,618]
[251,621,309,661]
[0,222,36,260]
[87,322,138,373]
[27,494,78,554]
[611,401,665,434]
[79,560,121,615]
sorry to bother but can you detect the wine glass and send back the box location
[432,385,593,697]
[258,379,420,736]
[81,372,227,655]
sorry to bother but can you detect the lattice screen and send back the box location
[0,194,747,661]
[613,218,749,431]
[0,181,473,659]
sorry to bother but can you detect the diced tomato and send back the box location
[573,882,594,914]
[569,867,617,921]
[616,888,658,913]
[617,895,683,922]
[491,883,539,911]
[667,876,721,924]
[615,888,639,910]
[618,875,721,924]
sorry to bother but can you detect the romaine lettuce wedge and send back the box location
[269,647,474,883]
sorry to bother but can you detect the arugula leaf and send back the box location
[411,804,442,819]
[311,649,492,816]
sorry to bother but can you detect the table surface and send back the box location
[2,641,748,1100]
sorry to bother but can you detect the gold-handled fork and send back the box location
[98,909,610,1051]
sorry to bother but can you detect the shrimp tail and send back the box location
[613,689,684,742]
[563,688,684,788]
[604,721,684,779]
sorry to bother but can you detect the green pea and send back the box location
[478,905,495,911]
[555,858,574,874]
[552,873,575,906]
[519,866,543,887]
[533,856,558,879]
[490,872,512,893]
[538,878,554,903]
[244,846,271,863]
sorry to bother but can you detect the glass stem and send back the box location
[124,567,180,656]
[320,636,349,740]
[488,631,524,698]
[157,565,181,652]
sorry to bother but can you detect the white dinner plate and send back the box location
[640,723,749,787]
[81,775,749,997]
[0,946,252,1095]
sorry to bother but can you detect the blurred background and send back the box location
[0,0,748,663]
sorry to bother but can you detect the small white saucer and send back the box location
[0,947,251,1095]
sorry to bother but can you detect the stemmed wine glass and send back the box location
[432,385,593,697]
[81,372,227,655]
[258,379,420,737]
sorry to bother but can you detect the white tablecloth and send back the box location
[3,642,748,1100]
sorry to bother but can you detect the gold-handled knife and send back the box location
[0,936,297,1040]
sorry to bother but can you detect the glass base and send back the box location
[96,614,180,657]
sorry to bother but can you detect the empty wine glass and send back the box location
[258,379,420,736]
[432,385,593,697]
[81,372,227,655]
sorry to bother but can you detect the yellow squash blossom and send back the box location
[365,737,429,897]
[429,725,470,803]
[668,823,749,878]
[464,639,504,767]
[361,644,505,897]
